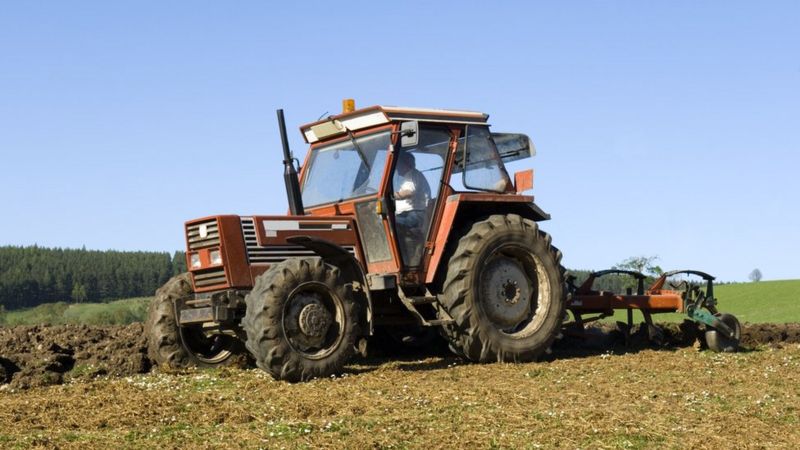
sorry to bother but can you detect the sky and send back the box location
[1,1,798,282]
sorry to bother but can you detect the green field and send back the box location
[602,279,800,324]
[714,279,800,322]
[0,297,152,326]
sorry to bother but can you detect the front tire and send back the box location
[242,258,360,382]
[439,214,566,362]
[146,273,246,369]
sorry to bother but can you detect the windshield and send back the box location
[302,131,391,207]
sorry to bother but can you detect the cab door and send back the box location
[388,124,453,270]
[352,124,453,275]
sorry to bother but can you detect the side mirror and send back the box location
[492,133,535,163]
[400,121,418,148]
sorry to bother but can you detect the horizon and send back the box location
[2,2,798,282]
[3,243,794,285]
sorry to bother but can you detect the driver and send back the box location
[393,151,430,230]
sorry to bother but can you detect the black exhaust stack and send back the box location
[277,109,305,216]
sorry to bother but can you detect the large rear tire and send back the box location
[242,258,360,382]
[146,273,247,369]
[439,214,566,362]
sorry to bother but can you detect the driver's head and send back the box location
[397,151,415,175]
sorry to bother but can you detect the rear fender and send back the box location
[286,235,374,334]
[425,194,551,284]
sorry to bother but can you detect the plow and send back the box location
[566,269,741,352]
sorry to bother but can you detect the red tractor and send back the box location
[146,101,740,381]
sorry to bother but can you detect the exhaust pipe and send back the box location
[277,109,305,216]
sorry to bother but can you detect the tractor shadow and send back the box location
[547,321,759,361]
[343,321,761,376]
[345,335,458,375]
[546,326,683,361]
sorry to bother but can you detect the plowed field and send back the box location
[1,323,799,448]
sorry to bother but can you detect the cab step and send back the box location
[407,296,438,305]
[397,290,454,327]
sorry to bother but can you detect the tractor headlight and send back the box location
[209,249,222,266]
[190,253,201,269]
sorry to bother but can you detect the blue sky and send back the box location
[1,2,798,281]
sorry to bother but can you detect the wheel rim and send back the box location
[282,281,345,359]
[478,244,552,338]
[180,327,234,364]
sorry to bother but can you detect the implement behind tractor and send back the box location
[566,269,741,351]
[146,100,740,382]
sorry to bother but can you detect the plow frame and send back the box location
[565,268,737,342]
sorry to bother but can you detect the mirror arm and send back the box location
[392,129,416,138]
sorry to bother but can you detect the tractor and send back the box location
[146,101,741,382]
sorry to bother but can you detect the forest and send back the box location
[0,246,186,310]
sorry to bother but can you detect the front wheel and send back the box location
[146,273,247,369]
[439,214,566,362]
[242,258,361,382]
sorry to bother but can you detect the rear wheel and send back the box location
[439,214,566,362]
[705,313,741,352]
[242,258,360,382]
[146,273,246,369]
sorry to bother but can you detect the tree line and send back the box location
[0,245,186,310]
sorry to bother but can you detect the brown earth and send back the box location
[559,321,800,354]
[2,341,799,448]
[0,324,150,390]
[0,322,799,391]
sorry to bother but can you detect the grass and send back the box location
[1,346,799,449]
[601,279,800,325]
[0,297,152,327]
[714,279,800,323]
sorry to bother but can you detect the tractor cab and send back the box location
[297,103,536,282]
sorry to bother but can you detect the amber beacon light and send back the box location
[342,98,355,113]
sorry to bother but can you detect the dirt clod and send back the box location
[0,323,150,390]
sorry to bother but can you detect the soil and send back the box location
[0,323,150,390]
[554,321,800,358]
[742,322,800,345]
[0,321,798,390]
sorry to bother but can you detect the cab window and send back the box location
[452,125,512,193]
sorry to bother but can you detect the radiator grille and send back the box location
[241,217,355,264]
[186,219,220,250]
[192,268,227,288]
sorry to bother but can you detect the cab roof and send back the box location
[300,105,490,144]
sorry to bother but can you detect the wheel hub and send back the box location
[284,291,338,352]
[481,257,532,329]
[501,279,522,304]
[298,302,332,338]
